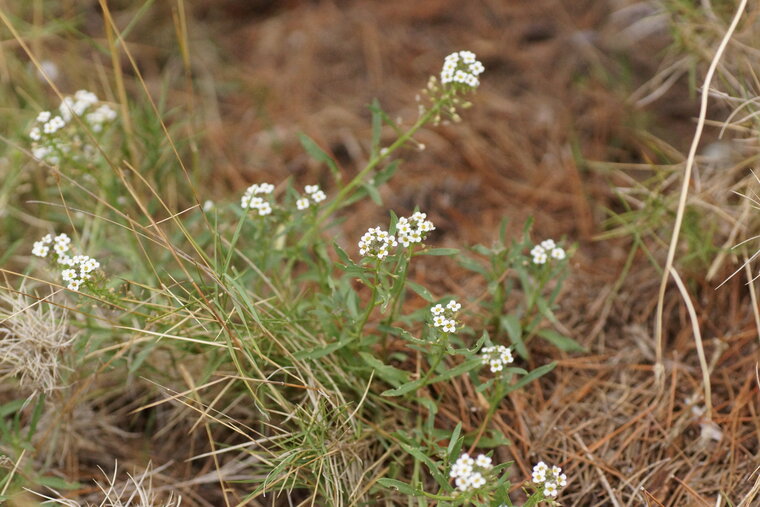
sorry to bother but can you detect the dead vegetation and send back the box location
[1,0,759,505]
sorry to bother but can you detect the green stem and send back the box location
[381,248,412,348]
[295,101,443,252]
[469,383,504,452]
[356,265,380,339]
[419,490,456,501]
[417,342,446,388]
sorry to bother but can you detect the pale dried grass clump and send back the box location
[34,462,182,507]
[0,290,74,393]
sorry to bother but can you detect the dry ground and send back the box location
[6,0,760,505]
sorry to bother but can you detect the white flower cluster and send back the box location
[480,344,514,373]
[297,184,327,210]
[440,51,484,88]
[530,239,566,265]
[449,452,492,492]
[32,233,101,291]
[358,227,398,260]
[396,211,435,247]
[29,90,117,165]
[532,461,567,499]
[431,300,461,333]
[241,182,275,216]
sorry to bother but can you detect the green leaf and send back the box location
[293,337,350,360]
[505,362,556,395]
[417,248,459,257]
[398,441,446,486]
[362,181,383,205]
[359,352,409,386]
[537,329,585,352]
[428,357,481,384]
[381,378,424,397]
[376,478,423,496]
[500,314,528,359]
[298,133,340,181]
[370,98,382,158]
[37,476,82,490]
[458,256,489,277]
[406,280,434,302]
[373,160,400,186]
[447,422,463,458]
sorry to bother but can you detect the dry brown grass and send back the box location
[2,0,759,505]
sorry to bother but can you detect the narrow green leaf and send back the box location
[500,314,528,359]
[505,362,556,395]
[376,478,423,496]
[362,181,383,205]
[298,133,340,181]
[406,280,434,302]
[428,357,481,384]
[381,378,424,397]
[359,352,409,386]
[537,329,585,352]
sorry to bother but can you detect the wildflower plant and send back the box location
[29,90,117,166]
[528,461,568,504]
[6,37,582,506]
[31,233,102,292]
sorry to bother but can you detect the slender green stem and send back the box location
[295,101,443,252]
[419,490,456,501]
[468,383,504,452]
[356,264,380,339]
[381,248,412,348]
[417,341,446,388]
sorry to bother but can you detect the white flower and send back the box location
[257,202,272,216]
[482,345,514,374]
[54,233,71,246]
[431,304,444,316]
[32,241,49,257]
[456,453,474,467]
[455,476,470,491]
[241,183,275,215]
[296,198,310,210]
[440,51,484,88]
[540,239,556,250]
[557,473,567,487]
[543,482,558,497]
[446,300,461,312]
[469,472,486,489]
[57,255,74,266]
[29,127,41,141]
[532,470,546,484]
[551,247,566,260]
[533,252,548,265]
[53,242,69,255]
[310,189,326,203]
[442,320,457,333]
[530,245,545,257]
[358,227,397,259]
[67,280,82,291]
[433,315,447,328]
[551,465,562,476]
[203,200,214,212]
[61,269,77,282]
[396,212,435,248]
[475,454,492,469]
[533,461,548,473]
[36,111,51,123]
[304,185,319,195]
